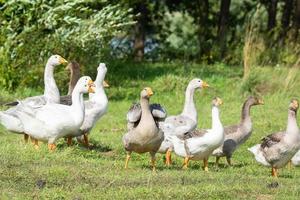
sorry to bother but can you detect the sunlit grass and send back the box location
[1,63,300,199]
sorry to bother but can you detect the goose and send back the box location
[11,76,95,151]
[0,55,67,143]
[248,99,300,177]
[122,87,164,171]
[65,63,109,147]
[4,55,68,107]
[169,97,224,171]
[212,96,264,166]
[158,78,209,166]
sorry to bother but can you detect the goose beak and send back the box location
[202,81,209,88]
[59,57,68,65]
[292,100,299,110]
[146,87,153,97]
[103,81,109,88]
[258,99,264,105]
[88,80,96,93]
[218,99,223,105]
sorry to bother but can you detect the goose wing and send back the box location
[182,129,208,140]
[261,131,285,149]
[60,95,72,106]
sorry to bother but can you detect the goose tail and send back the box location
[248,144,270,166]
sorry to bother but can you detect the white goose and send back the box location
[158,78,209,165]
[12,76,95,151]
[169,97,224,171]
[65,63,109,147]
[0,55,67,143]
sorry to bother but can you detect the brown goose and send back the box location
[60,61,81,105]
[248,99,300,177]
[122,87,164,171]
[212,96,264,166]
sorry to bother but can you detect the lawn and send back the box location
[1,62,300,199]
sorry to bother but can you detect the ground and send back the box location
[1,63,300,199]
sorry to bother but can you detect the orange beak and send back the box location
[88,80,96,93]
[103,81,109,88]
[202,81,209,88]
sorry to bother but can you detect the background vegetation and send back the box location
[1,0,300,199]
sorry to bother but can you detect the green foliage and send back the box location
[162,11,199,60]
[0,0,134,90]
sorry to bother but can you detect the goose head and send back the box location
[188,78,209,90]
[97,63,109,88]
[65,61,80,72]
[76,76,96,94]
[289,99,299,112]
[140,87,153,99]
[247,96,264,106]
[48,55,68,66]
[212,97,223,107]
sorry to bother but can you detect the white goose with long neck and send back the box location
[89,63,108,105]
[181,83,197,122]
[43,60,60,104]
[212,106,222,130]
[43,55,67,104]
[70,80,86,126]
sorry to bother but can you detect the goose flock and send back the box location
[1,54,300,178]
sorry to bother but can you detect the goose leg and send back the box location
[150,152,156,172]
[48,143,56,151]
[24,134,29,143]
[271,167,278,177]
[67,137,73,146]
[33,139,39,150]
[226,156,232,166]
[203,158,209,172]
[182,157,190,169]
[165,149,172,166]
[288,160,292,170]
[215,157,220,167]
[124,152,131,169]
[83,133,89,147]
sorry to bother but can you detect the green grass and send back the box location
[1,62,300,199]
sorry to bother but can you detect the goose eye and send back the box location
[198,80,201,82]
[84,84,87,87]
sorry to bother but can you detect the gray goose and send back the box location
[212,96,264,166]
[248,99,300,177]
[122,87,164,171]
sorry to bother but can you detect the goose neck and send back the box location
[71,88,85,124]
[95,70,106,88]
[241,101,251,123]
[212,106,222,130]
[44,62,60,103]
[140,97,152,121]
[68,65,80,95]
[182,86,197,121]
[286,110,298,134]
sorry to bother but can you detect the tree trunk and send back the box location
[293,0,300,39]
[218,0,231,59]
[267,0,278,31]
[196,0,210,57]
[133,3,147,62]
[282,0,293,29]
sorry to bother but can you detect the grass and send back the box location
[1,62,300,199]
